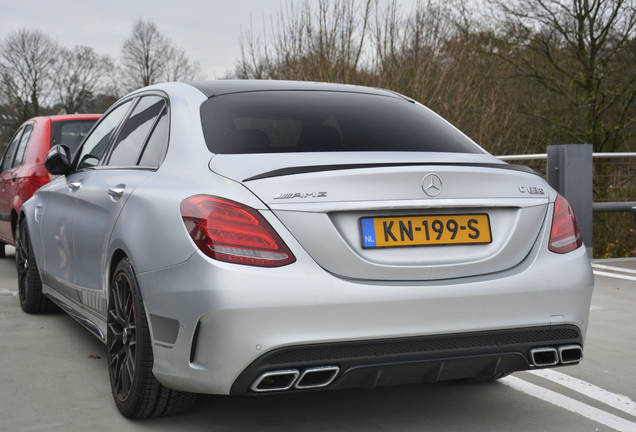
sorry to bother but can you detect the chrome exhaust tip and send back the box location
[530,347,559,367]
[251,369,300,392]
[558,344,583,364]
[294,366,340,389]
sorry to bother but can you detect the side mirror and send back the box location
[45,145,72,176]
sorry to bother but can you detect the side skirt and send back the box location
[44,287,107,344]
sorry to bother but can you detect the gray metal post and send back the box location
[547,144,593,254]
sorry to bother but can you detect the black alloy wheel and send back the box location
[108,271,137,402]
[16,223,28,305]
[107,258,196,418]
[16,220,51,313]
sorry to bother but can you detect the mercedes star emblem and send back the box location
[421,173,442,197]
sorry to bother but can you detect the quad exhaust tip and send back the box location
[530,347,559,367]
[294,366,340,389]
[251,365,340,392]
[250,369,300,392]
[558,344,583,364]
[530,344,583,367]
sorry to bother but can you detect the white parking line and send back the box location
[592,264,636,276]
[593,271,636,282]
[0,289,16,296]
[528,369,636,418]
[501,376,636,432]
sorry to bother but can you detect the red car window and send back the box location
[1,127,23,172]
[13,124,33,167]
[50,119,98,155]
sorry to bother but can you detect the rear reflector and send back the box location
[180,195,296,267]
[548,194,582,254]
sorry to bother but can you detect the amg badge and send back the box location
[519,186,545,195]
[274,192,328,199]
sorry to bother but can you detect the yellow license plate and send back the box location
[360,214,491,248]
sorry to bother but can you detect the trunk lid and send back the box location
[210,152,550,281]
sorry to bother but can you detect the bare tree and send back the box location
[53,46,114,113]
[121,19,200,89]
[0,29,59,123]
[235,17,273,79]
[121,19,170,88]
[489,0,636,152]
[237,0,372,82]
[163,45,201,82]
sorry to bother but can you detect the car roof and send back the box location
[21,114,101,125]
[48,114,101,122]
[187,80,401,99]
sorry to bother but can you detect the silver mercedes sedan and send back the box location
[17,80,593,418]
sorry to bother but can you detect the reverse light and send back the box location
[180,195,296,267]
[548,194,582,254]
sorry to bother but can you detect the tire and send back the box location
[0,241,5,258]
[107,258,197,418]
[16,221,52,313]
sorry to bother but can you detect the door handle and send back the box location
[11,174,17,181]
[107,185,126,200]
[69,181,81,191]
[34,204,44,223]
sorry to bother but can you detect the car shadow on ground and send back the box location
[138,374,534,431]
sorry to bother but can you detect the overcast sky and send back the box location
[0,0,419,79]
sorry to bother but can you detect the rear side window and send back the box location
[1,127,23,172]
[13,124,33,167]
[107,96,165,166]
[200,91,483,154]
[138,106,169,168]
[76,100,132,170]
[51,119,98,155]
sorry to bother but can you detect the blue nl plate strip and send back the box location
[361,218,376,248]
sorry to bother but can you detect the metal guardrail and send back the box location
[593,202,636,212]
[496,147,636,251]
[496,152,636,161]
[497,151,636,213]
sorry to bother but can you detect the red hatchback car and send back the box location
[0,114,100,256]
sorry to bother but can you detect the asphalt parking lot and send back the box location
[1,248,635,432]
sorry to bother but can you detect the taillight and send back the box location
[180,195,296,267]
[548,194,582,254]
[28,175,50,189]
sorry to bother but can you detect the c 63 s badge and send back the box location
[519,186,545,195]
[274,192,328,199]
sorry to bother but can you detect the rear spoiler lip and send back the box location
[243,162,539,182]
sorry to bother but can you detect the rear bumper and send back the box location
[135,212,593,396]
[231,325,582,394]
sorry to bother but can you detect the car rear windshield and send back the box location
[51,119,98,155]
[200,91,483,154]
